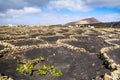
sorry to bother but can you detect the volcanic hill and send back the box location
[65,17,101,26]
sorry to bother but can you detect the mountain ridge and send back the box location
[65,17,101,26]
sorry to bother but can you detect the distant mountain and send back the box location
[65,17,101,26]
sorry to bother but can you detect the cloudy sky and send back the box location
[0,0,120,25]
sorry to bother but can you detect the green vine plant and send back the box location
[53,70,63,77]
[16,59,36,75]
[16,56,63,78]
[40,56,45,61]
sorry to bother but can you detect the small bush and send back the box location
[16,56,63,78]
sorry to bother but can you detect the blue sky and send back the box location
[0,0,120,25]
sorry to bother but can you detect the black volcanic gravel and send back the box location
[0,27,119,80]
[65,37,109,53]
[9,40,46,46]
[0,59,30,80]
[107,48,120,64]
[21,47,110,80]
[109,40,120,45]
[0,45,4,50]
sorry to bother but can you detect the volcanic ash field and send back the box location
[0,27,120,80]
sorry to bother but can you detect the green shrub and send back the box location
[53,70,63,77]
[16,66,25,73]
[38,69,47,75]
[40,56,45,61]
[16,56,63,77]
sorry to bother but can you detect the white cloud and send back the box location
[1,0,120,12]
[48,0,120,12]
[1,10,120,26]
[0,0,120,25]
[0,7,41,18]
[37,12,85,25]
[0,10,83,25]
[48,0,92,12]
[86,0,120,8]
[99,13,120,22]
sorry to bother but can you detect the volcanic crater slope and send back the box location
[0,27,120,80]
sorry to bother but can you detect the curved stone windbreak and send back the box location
[3,38,47,46]
[106,39,120,45]
[0,74,14,80]
[0,27,120,80]
[5,47,110,80]
[99,46,120,80]
[100,46,120,69]
[56,38,88,53]
[97,28,120,80]
[107,48,120,65]
[57,35,109,53]
[39,35,65,43]
[0,41,15,48]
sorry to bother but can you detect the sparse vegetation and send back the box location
[0,27,120,80]
[48,26,54,29]
[40,56,45,61]
[16,56,63,78]
[53,70,63,77]
[16,60,35,75]
[16,65,26,73]
[38,69,47,75]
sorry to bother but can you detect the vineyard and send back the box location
[0,27,120,80]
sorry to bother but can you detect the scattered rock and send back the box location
[103,73,112,80]
[0,74,14,80]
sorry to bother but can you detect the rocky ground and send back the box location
[0,27,120,80]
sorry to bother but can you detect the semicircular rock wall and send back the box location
[0,27,120,80]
